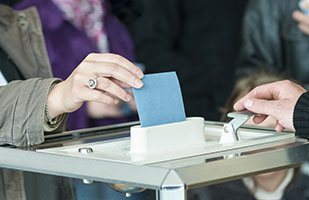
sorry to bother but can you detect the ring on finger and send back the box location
[88,77,97,89]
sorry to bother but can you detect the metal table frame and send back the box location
[0,121,308,200]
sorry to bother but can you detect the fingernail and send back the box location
[137,70,144,78]
[114,99,119,104]
[244,99,253,108]
[135,79,143,88]
[126,94,132,101]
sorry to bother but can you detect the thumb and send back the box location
[244,98,275,116]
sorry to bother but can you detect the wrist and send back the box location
[46,82,66,119]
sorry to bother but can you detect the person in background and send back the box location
[13,1,147,199]
[0,3,144,200]
[14,0,142,131]
[236,0,309,133]
[127,0,248,121]
[188,71,309,200]
[236,0,309,89]
[14,0,147,200]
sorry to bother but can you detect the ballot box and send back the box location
[0,116,308,200]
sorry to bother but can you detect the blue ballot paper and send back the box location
[133,71,186,127]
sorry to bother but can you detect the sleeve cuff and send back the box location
[43,113,66,132]
[293,92,309,139]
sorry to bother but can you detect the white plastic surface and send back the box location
[130,117,206,154]
[219,124,238,144]
[39,122,296,165]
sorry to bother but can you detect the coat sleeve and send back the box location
[236,0,284,77]
[0,78,67,147]
[293,92,309,139]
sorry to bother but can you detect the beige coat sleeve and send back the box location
[0,78,67,147]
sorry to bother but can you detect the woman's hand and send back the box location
[87,89,137,118]
[46,53,144,119]
[87,102,123,118]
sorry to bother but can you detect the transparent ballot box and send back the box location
[0,118,308,200]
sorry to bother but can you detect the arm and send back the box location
[0,53,144,147]
[236,0,283,77]
[0,78,65,147]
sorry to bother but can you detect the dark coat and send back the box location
[128,0,248,120]
[237,0,309,89]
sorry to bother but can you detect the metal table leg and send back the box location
[156,170,187,200]
[157,186,186,200]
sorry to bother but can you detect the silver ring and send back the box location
[88,78,97,89]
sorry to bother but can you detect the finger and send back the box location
[233,81,283,111]
[275,123,284,132]
[83,61,144,89]
[233,99,246,111]
[245,98,293,130]
[298,23,309,35]
[111,78,133,88]
[293,11,309,26]
[80,87,119,105]
[242,98,279,117]
[96,77,132,102]
[252,115,268,124]
[85,53,144,78]
[233,84,273,111]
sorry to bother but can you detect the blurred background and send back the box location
[2,0,309,199]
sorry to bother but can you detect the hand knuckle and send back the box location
[86,53,97,60]
[99,78,111,88]
[276,101,285,111]
[112,54,122,61]
[109,63,121,74]
[72,73,83,83]
[103,96,113,104]
[78,61,90,71]
[92,93,101,101]
[120,90,127,99]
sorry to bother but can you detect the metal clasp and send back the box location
[219,111,256,144]
[78,147,94,184]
